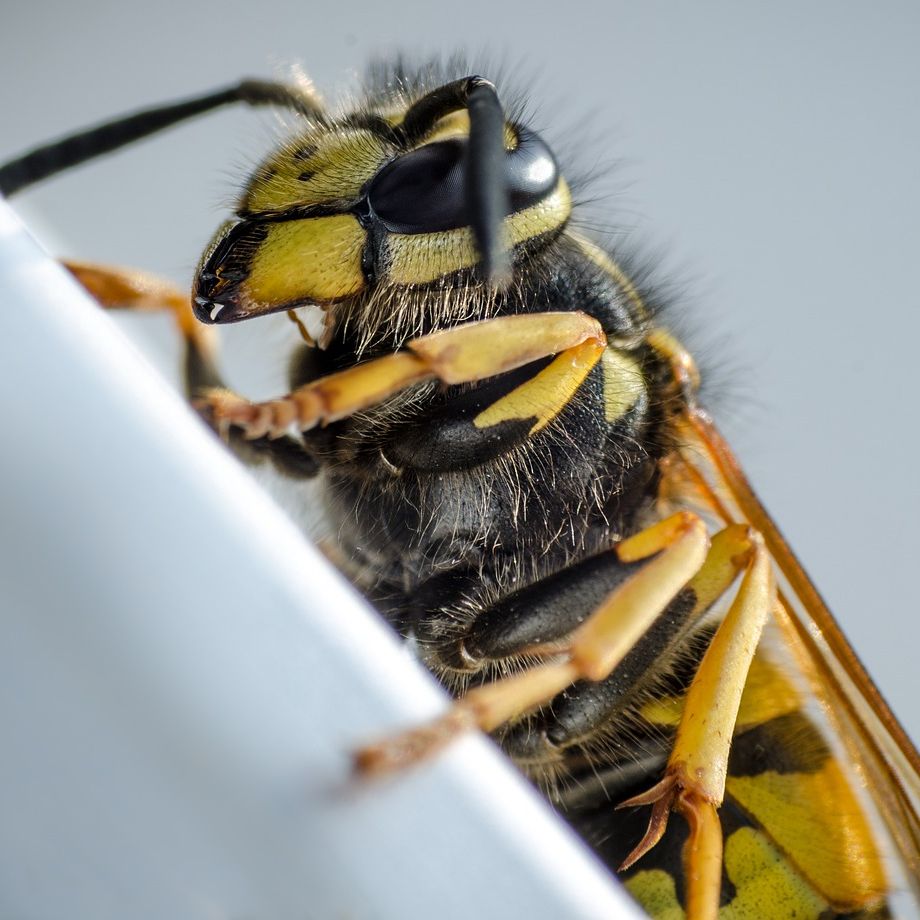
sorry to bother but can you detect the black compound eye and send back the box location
[369,139,467,234]
[366,127,559,236]
[505,128,559,212]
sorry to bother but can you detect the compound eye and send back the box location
[505,128,558,212]
[367,128,560,237]
[369,140,467,234]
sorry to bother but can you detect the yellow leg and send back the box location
[355,519,767,920]
[619,532,775,920]
[64,259,322,477]
[355,512,712,774]
[199,311,607,439]
[65,260,216,360]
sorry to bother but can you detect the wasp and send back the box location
[2,59,918,919]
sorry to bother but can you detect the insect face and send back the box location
[194,88,570,330]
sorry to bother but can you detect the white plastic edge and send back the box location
[0,197,644,920]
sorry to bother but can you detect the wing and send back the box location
[674,408,920,909]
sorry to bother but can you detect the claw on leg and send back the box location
[616,533,774,920]
[618,769,722,919]
[617,773,679,871]
[617,770,722,920]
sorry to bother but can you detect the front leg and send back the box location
[66,260,320,479]
[198,312,607,439]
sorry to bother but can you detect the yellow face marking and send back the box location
[600,349,646,423]
[473,339,606,435]
[242,129,391,213]
[726,763,887,910]
[244,214,366,306]
[386,179,572,285]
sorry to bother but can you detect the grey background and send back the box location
[2,0,918,745]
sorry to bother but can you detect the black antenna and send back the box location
[0,79,324,197]
[400,76,510,285]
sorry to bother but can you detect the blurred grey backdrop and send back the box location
[2,0,918,742]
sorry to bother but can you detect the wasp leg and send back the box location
[66,260,319,478]
[200,311,606,440]
[354,511,711,773]
[466,527,758,764]
[619,531,774,920]
[65,260,220,388]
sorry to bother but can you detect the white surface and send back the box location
[0,200,642,920]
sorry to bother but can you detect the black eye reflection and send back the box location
[365,127,558,236]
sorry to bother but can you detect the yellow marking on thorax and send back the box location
[386,179,572,285]
[473,338,605,435]
[600,349,646,422]
[243,129,391,212]
[244,215,366,305]
[647,328,702,395]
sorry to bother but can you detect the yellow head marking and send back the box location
[386,179,572,285]
[422,110,518,149]
[242,129,391,213]
[196,85,573,323]
[244,215,366,306]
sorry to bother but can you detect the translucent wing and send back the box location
[675,408,920,908]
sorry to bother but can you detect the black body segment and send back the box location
[461,551,647,660]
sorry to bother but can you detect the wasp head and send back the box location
[193,77,571,336]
